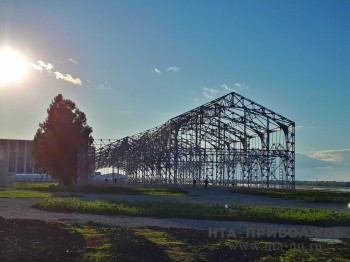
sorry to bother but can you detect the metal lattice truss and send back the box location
[92,92,295,188]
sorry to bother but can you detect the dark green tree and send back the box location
[32,94,93,185]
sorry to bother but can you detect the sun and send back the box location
[0,47,28,86]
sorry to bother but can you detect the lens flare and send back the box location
[0,47,28,86]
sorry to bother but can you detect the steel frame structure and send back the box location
[91,92,295,189]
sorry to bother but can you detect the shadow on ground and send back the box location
[0,217,86,261]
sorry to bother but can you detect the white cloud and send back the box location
[201,82,249,100]
[29,63,43,71]
[202,87,219,99]
[97,82,112,90]
[167,66,180,72]
[307,149,350,164]
[222,83,234,93]
[29,60,53,73]
[234,82,249,91]
[153,68,161,74]
[68,58,78,64]
[38,60,54,71]
[151,66,181,74]
[293,151,350,181]
[85,79,112,90]
[296,125,316,130]
[29,59,83,86]
[296,152,330,168]
[54,72,82,85]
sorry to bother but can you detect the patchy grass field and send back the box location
[8,182,59,190]
[230,188,350,203]
[0,217,349,262]
[8,182,188,196]
[0,189,54,198]
[33,198,350,226]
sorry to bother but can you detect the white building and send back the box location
[0,139,36,185]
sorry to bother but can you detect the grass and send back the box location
[230,188,350,203]
[1,217,350,261]
[8,182,59,190]
[73,225,112,261]
[33,198,350,226]
[8,182,188,196]
[0,190,54,198]
[133,228,198,261]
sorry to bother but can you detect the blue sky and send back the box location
[0,0,349,181]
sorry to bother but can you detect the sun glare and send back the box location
[0,47,28,86]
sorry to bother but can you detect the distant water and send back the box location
[296,186,350,192]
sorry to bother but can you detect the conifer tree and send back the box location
[32,94,93,185]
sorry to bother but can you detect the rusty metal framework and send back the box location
[91,92,295,189]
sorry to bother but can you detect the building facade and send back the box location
[0,139,36,175]
[0,138,93,185]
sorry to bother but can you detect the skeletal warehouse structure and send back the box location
[91,92,295,189]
